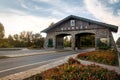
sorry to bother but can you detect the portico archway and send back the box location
[42,15,118,50]
[75,33,95,49]
[56,34,72,49]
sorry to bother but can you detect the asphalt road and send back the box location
[0,48,53,56]
[0,51,72,77]
[0,48,94,78]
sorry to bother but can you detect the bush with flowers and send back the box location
[24,58,120,80]
[77,50,119,66]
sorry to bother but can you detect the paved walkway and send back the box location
[78,59,120,74]
[77,48,120,74]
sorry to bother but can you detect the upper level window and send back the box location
[70,20,75,26]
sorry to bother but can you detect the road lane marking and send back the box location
[0,56,65,73]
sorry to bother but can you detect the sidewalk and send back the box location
[77,48,120,74]
[77,59,120,74]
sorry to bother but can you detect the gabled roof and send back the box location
[41,15,118,33]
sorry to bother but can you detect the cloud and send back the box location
[1,0,119,41]
[18,0,88,18]
[109,0,119,4]
[0,0,87,37]
[84,0,120,41]
[0,11,58,37]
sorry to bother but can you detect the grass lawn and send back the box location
[24,58,120,80]
[77,50,119,66]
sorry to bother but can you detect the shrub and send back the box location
[24,63,120,80]
[77,50,119,66]
[68,57,81,64]
[99,45,110,50]
[24,57,120,80]
[96,38,110,50]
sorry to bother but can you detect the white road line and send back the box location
[0,57,65,73]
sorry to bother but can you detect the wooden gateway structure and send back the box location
[42,15,118,50]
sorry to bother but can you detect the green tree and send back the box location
[64,36,71,47]
[2,31,45,48]
[0,22,5,39]
[116,37,120,48]
[31,33,45,48]
[13,34,19,41]
[80,35,95,48]
[49,22,54,27]
[8,35,14,47]
[0,38,10,48]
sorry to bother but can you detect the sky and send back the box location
[0,0,120,41]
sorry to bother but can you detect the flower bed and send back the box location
[24,58,120,80]
[77,50,119,66]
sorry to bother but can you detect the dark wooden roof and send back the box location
[41,15,118,33]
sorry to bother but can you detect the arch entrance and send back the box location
[75,33,95,49]
[56,34,72,49]
[42,15,118,50]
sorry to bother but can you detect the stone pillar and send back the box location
[109,32,117,51]
[44,35,48,49]
[53,36,56,49]
[95,37,98,50]
[71,34,75,50]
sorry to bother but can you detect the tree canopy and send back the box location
[0,22,5,39]
[0,30,45,48]
[116,37,120,48]
[49,22,54,27]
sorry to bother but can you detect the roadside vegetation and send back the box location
[116,37,120,48]
[77,50,119,66]
[0,56,10,59]
[24,58,120,80]
[0,22,45,49]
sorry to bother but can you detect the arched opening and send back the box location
[56,34,72,49]
[75,33,95,49]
